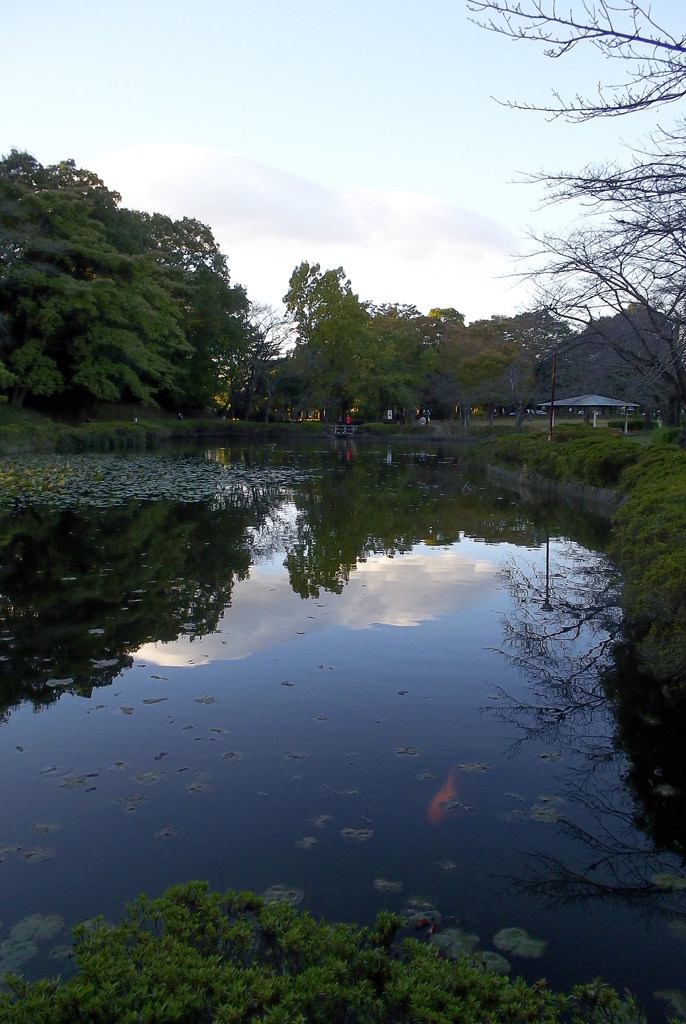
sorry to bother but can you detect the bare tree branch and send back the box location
[467,1,686,119]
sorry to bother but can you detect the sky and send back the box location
[1,0,676,323]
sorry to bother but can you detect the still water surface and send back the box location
[1,441,685,1018]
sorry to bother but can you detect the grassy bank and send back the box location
[0,882,644,1023]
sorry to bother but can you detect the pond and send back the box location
[1,440,685,1020]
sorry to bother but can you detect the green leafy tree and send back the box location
[0,152,189,412]
[140,213,249,411]
[363,304,438,419]
[283,261,370,418]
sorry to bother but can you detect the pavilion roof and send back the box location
[541,393,639,409]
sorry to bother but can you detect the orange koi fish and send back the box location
[427,767,458,825]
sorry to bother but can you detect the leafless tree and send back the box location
[467,1,686,120]
[243,303,293,422]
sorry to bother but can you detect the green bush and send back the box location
[0,882,644,1024]
[607,418,649,431]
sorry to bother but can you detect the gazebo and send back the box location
[540,394,639,432]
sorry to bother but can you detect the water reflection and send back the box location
[491,541,686,928]
[1,444,587,715]
[1,442,684,1019]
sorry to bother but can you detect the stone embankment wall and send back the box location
[486,465,621,520]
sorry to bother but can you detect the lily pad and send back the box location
[430,926,480,957]
[49,944,74,960]
[0,938,38,973]
[155,826,178,839]
[529,803,564,823]
[120,793,149,812]
[295,836,318,850]
[480,950,511,974]
[186,780,206,793]
[22,846,55,863]
[59,773,99,789]
[459,762,491,773]
[10,913,65,942]
[394,746,420,757]
[373,878,403,893]
[194,695,217,704]
[261,885,304,906]
[340,827,373,841]
[31,822,60,834]
[133,770,165,785]
[493,927,547,959]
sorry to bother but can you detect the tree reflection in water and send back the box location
[490,534,686,925]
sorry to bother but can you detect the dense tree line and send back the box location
[2,149,678,424]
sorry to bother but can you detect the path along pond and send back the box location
[1,440,685,1019]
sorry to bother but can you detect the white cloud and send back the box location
[89,143,532,320]
[136,545,500,666]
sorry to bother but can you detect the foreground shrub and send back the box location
[0,882,644,1023]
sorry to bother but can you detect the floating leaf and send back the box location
[22,846,55,863]
[493,927,547,959]
[120,706,135,715]
[284,751,308,760]
[373,878,403,893]
[261,885,304,906]
[394,746,420,757]
[10,913,65,942]
[49,944,74,961]
[155,826,178,839]
[529,803,564,823]
[0,938,38,972]
[133,770,165,785]
[194,695,217,704]
[340,827,373,842]
[59,773,99,789]
[459,762,491,773]
[120,794,149,813]
[221,750,243,760]
[295,836,318,850]
[537,751,561,762]
[143,697,168,705]
[31,823,59,834]
[480,950,511,974]
[430,926,479,956]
